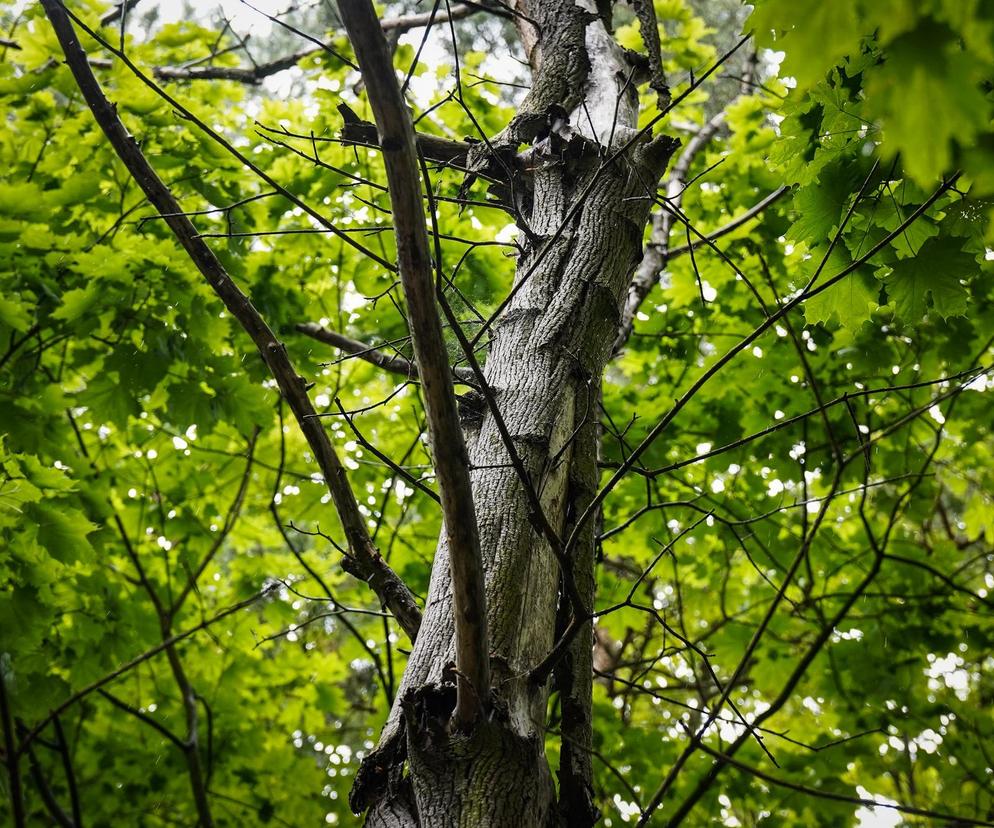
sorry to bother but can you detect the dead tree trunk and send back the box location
[348,2,677,825]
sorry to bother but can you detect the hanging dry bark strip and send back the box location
[336,0,491,729]
[41,0,422,643]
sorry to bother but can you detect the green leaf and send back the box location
[883,237,975,320]
[0,296,33,332]
[77,373,140,428]
[25,502,96,563]
[805,270,878,326]
[52,283,103,323]
[0,182,46,220]
[46,173,102,208]
[2,7,994,826]
[216,374,272,434]
[750,1,860,88]
[865,25,990,183]
[787,177,852,245]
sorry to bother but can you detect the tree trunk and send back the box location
[351,3,677,824]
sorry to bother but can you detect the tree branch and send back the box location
[42,0,422,643]
[18,589,277,766]
[150,4,482,84]
[337,102,475,167]
[98,689,185,749]
[334,400,442,505]
[100,0,140,27]
[62,13,396,271]
[295,321,477,385]
[614,59,788,355]
[51,718,81,828]
[338,0,490,728]
[0,663,26,828]
[171,429,258,616]
[692,738,994,827]
[663,185,788,259]
[24,741,74,828]
[615,109,728,353]
[581,170,957,569]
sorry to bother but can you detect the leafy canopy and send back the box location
[1,0,993,825]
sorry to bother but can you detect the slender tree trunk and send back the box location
[350,2,677,824]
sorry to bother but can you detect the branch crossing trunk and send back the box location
[345,2,677,824]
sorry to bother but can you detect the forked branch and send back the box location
[296,321,477,385]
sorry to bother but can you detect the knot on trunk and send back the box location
[457,390,486,430]
[404,681,554,827]
[352,679,557,826]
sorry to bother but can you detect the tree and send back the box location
[2,0,993,825]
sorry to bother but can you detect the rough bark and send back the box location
[348,1,677,824]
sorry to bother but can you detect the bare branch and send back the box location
[150,3,482,84]
[98,689,186,749]
[0,665,26,828]
[296,321,477,385]
[100,0,140,27]
[663,185,788,259]
[171,429,259,615]
[616,109,729,352]
[23,740,74,828]
[337,102,476,168]
[338,0,490,728]
[614,50,788,356]
[692,739,994,827]
[64,15,396,271]
[18,586,275,754]
[575,169,958,569]
[334,399,442,505]
[51,718,82,828]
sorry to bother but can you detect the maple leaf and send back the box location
[883,237,975,320]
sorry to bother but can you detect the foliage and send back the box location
[1,0,992,825]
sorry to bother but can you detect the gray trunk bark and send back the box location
[351,3,677,824]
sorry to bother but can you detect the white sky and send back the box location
[117,0,454,102]
[145,0,285,33]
